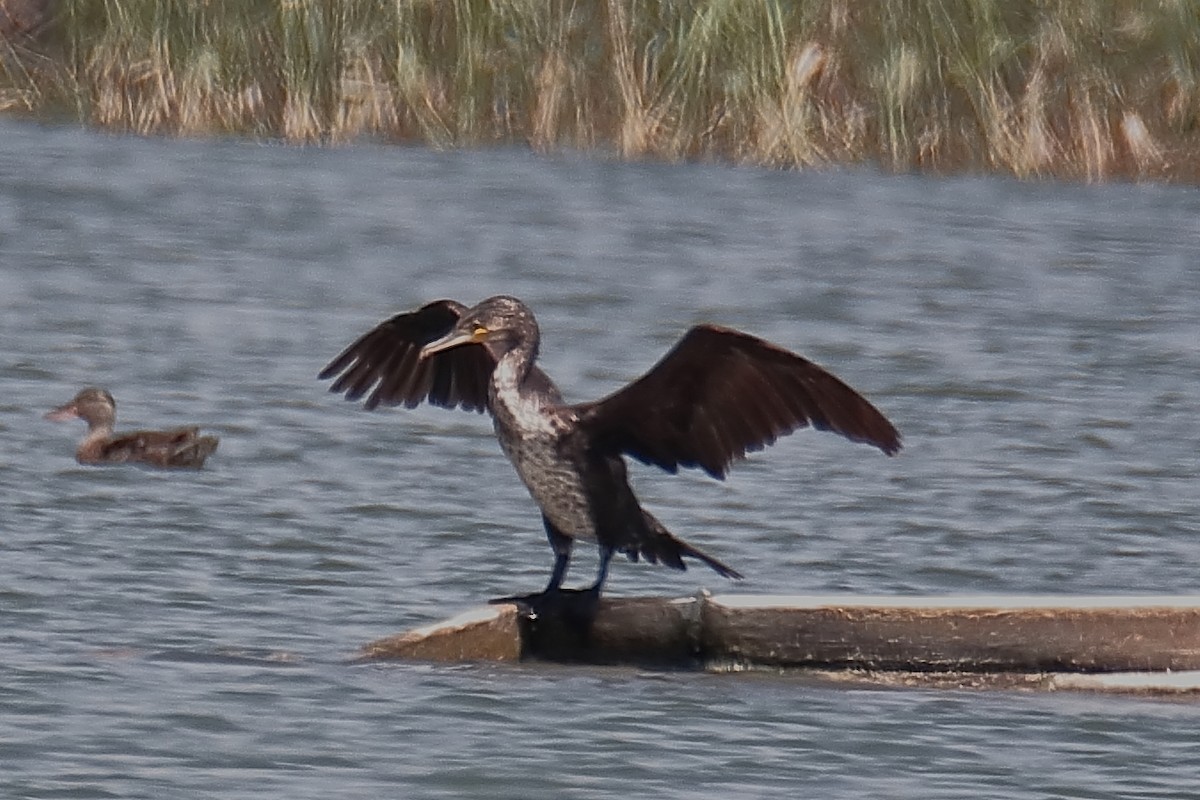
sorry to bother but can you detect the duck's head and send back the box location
[45,387,117,430]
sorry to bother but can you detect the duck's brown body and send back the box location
[45,387,218,469]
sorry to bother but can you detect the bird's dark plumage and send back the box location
[321,300,493,412]
[321,296,900,607]
[576,324,901,479]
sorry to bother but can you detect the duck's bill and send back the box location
[44,404,79,421]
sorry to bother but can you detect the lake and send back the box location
[1,118,1198,798]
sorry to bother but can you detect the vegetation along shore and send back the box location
[2,0,1199,182]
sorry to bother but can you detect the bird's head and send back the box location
[45,387,117,428]
[420,295,537,359]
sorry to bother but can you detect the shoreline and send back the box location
[4,0,1199,183]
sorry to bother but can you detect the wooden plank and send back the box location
[359,594,1200,692]
[358,606,522,663]
[702,594,1200,672]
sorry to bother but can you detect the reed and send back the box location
[3,0,1198,181]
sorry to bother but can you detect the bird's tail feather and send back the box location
[621,511,743,580]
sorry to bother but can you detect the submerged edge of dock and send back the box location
[359,594,1200,695]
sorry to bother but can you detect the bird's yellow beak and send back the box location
[420,325,489,358]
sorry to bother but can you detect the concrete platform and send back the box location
[359,593,1200,695]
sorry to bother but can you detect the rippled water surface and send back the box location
[1,118,1198,798]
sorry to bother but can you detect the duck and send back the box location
[45,387,219,468]
[320,296,900,611]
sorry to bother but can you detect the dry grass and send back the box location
[3,0,1200,181]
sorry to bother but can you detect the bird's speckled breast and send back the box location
[490,363,597,541]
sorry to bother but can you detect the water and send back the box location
[1,117,1198,798]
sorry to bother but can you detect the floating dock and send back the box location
[360,593,1200,695]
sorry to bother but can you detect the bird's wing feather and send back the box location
[319,300,494,412]
[98,428,199,461]
[574,325,901,478]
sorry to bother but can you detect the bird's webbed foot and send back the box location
[488,585,601,624]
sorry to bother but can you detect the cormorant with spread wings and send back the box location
[320,296,900,608]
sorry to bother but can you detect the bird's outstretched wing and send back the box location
[319,300,494,412]
[574,325,901,479]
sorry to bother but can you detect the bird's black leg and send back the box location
[489,516,574,607]
[489,518,601,631]
[542,523,573,593]
[586,544,614,597]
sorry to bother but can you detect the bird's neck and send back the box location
[80,425,113,451]
[491,337,539,402]
[83,414,115,437]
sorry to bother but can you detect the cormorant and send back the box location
[320,296,899,607]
